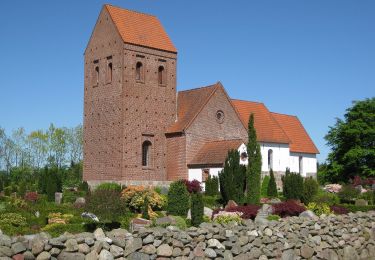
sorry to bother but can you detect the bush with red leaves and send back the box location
[183,179,202,194]
[212,205,261,220]
[272,200,306,217]
[24,192,38,203]
[330,205,349,215]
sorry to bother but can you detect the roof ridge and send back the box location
[105,4,156,17]
[205,139,244,144]
[270,111,297,118]
[178,83,218,94]
[231,98,264,105]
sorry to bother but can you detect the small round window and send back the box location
[216,110,224,123]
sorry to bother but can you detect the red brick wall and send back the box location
[166,133,187,180]
[83,8,124,182]
[185,87,248,174]
[83,8,177,184]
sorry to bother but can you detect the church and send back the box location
[83,4,319,188]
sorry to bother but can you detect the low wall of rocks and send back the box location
[1,211,374,260]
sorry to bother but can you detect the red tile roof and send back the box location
[189,139,244,166]
[271,113,319,154]
[105,5,177,53]
[166,83,220,133]
[232,99,290,144]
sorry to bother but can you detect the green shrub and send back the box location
[282,169,303,200]
[79,181,89,193]
[338,185,360,204]
[337,204,375,213]
[302,177,319,204]
[167,180,190,217]
[205,175,219,196]
[119,212,137,230]
[202,195,221,209]
[359,191,374,205]
[171,216,187,230]
[85,190,127,222]
[0,212,28,236]
[307,202,332,216]
[260,175,270,197]
[266,214,280,221]
[267,169,278,198]
[96,182,122,192]
[41,223,84,237]
[142,197,150,220]
[191,193,204,227]
[312,189,340,206]
[63,190,86,204]
[213,212,242,224]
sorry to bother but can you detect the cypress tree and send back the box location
[219,149,246,205]
[267,168,278,198]
[246,114,262,204]
[191,192,204,226]
[167,180,190,216]
[142,196,150,220]
[205,175,219,196]
[260,175,270,197]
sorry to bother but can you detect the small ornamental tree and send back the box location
[302,177,319,204]
[191,192,204,226]
[260,175,270,198]
[267,169,278,198]
[167,180,190,217]
[246,114,262,204]
[205,175,219,196]
[219,149,246,205]
[282,169,304,200]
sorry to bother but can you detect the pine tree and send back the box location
[267,168,278,198]
[246,114,262,204]
[191,193,204,226]
[219,149,246,205]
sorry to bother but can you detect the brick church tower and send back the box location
[83,5,177,186]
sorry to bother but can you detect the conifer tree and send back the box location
[246,114,262,204]
[191,192,204,226]
[267,168,278,198]
[219,149,246,205]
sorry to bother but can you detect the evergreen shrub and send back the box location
[267,169,278,198]
[167,180,190,217]
[302,177,319,204]
[191,193,204,227]
[282,169,303,200]
[260,175,270,197]
[205,175,219,196]
[96,182,122,192]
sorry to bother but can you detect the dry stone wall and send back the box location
[0,211,374,260]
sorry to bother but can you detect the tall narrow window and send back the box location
[158,66,165,85]
[136,62,143,81]
[268,149,273,170]
[299,156,303,174]
[94,66,99,86]
[142,141,152,167]
[106,62,112,83]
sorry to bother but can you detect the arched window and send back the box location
[136,62,143,81]
[106,62,112,83]
[158,66,165,85]
[142,141,152,167]
[299,156,303,174]
[95,66,99,86]
[268,149,273,170]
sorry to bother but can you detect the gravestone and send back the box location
[55,192,63,204]
[130,218,151,232]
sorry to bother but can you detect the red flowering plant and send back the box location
[24,192,38,203]
[183,179,202,194]
[330,205,349,215]
[272,200,306,217]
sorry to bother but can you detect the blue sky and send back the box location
[0,0,374,162]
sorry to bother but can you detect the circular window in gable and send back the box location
[216,110,225,124]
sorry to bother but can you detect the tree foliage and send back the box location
[324,97,375,183]
[246,114,262,204]
[267,169,278,198]
[219,149,246,205]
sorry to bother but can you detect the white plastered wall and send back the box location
[260,142,290,172]
[289,152,317,177]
